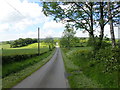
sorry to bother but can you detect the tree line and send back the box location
[10,38,37,48]
[42,1,120,50]
[4,37,58,50]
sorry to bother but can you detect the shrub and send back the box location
[93,47,120,73]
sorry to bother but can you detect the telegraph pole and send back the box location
[118,25,120,48]
[38,27,40,55]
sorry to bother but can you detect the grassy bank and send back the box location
[2,48,56,88]
[3,50,52,77]
[61,47,119,88]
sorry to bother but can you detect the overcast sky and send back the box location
[0,0,118,41]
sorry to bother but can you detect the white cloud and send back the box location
[43,20,65,30]
[0,23,10,32]
[104,25,118,38]
[2,0,118,42]
[94,24,118,38]
[0,0,25,23]
[75,30,89,37]
[75,24,118,39]
[13,29,63,39]
[41,29,63,38]
[0,0,65,41]
[0,0,45,32]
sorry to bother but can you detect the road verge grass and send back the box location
[2,48,56,88]
[61,47,103,88]
[61,47,119,88]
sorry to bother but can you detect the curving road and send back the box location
[13,47,69,88]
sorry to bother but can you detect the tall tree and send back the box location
[43,2,96,45]
[74,2,96,46]
[42,2,119,49]
[44,37,54,50]
[94,1,119,49]
[60,24,76,49]
[108,1,116,48]
[107,1,120,48]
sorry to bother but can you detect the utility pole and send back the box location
[118,25,120,48]
[38,27,40,55]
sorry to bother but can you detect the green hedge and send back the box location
[2,51,48,65]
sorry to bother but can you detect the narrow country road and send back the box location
[13,47,69,88]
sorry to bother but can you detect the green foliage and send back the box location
[87,37,111,51]
[93,47,120,73]
[61,47,102,88]
[62,47,119,88]
[60,24,76,49]
[42,2,119,49]
[10,38,37,48]
[44,37,55,50]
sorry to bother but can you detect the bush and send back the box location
[63,47,119,88]
[10,38,37,48]
[87,37,111,51]
[93,47,120,73]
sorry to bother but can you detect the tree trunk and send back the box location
[68,36,70,50]
[88,2,96,47]
[99,26,104,47]
[108,1,116,48]
[98,2,104,49]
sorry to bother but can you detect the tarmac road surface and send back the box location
[13,47,69,88]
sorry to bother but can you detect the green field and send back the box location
[1,43,49,56]
[1,44,10,49]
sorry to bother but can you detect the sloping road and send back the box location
[13,47,69,88]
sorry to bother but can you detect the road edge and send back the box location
[2,48,56,88]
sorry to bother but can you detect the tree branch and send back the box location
[74,2,91,17]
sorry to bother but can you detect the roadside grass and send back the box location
[61,47,102,88]
[2,48,56,88]
[84,62,118,88]
[68,72,101,88]
[2,50,51,77]
[61,47,119,88]
[61,48,79,73]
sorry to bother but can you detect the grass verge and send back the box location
[61,47,103,88]
[2,48,56,88]
[61,47,119,88]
